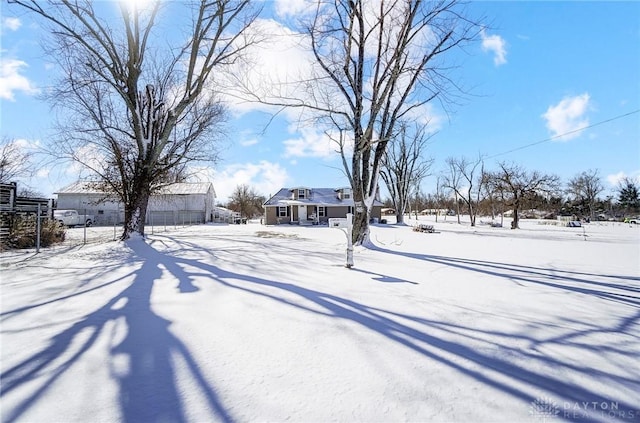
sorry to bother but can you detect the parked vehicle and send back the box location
[54,209,94,227]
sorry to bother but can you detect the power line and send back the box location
[486,109,640,159]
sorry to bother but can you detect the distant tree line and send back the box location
[383,161,640,228]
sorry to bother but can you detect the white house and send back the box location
[55,181,216,226]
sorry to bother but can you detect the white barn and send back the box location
[55,181,216,226]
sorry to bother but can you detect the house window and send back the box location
[278,206,288,217]
[342,192,351,199]
[298,189,306,199]
[318,206,326,217]
[348,206,354,214]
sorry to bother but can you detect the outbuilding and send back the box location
[55,181,216,226]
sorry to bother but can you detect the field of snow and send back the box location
[1,216,639,422]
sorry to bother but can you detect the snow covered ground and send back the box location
[1,217,639,422]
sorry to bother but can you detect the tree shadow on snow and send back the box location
[349,267,418,284]
[3,235,639,422]
[369,244,640,309]
[0,240,231,423]
[124,236,639,422]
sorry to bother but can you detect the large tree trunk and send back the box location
[122,179,151,240]
[511,202,520,229]
[468,203,475,226]
[352,208,370,246]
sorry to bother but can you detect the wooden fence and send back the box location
[1,182,54,250]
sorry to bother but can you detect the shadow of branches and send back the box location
[2,234,638,422]
[145,235,640,422]
[0,240,232,423]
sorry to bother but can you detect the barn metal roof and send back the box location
[156,183,215,196]
[55,181,215,197]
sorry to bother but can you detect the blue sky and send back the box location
[1,1,639,203]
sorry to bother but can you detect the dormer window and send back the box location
[298,188,306,199]
[337,188,351,200]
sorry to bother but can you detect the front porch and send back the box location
[269,204,335,225]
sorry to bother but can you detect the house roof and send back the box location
[55,181,215,197]
[264,187,383,207]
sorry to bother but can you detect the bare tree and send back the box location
[566,169,603,220]
[0,137,34,183]
[380,123,433,225]
[481,168,505,226]
[442,155,484,226]
[433,175,447,223]
[244,0,480,245]
[227,184,265,221]
[492,162,560,229]
[11,0,259,239]
[441,159,462,224]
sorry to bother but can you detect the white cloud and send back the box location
[35,167,50,178]
[403,102,444,132]
[542,93,591,141]
[3,17,21,31]
[273,0,315,17]
[221,15,448,153]
[218,18,317,120]
[240,138,259,147]
[0,56,39,101]
[191,161,289,202]
[283,128,341,159]
[481,30,507,66]
[66,144,106,177]
[607,171,640,187]
[12,137,40,149]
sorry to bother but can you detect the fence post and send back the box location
[36,204,41,253]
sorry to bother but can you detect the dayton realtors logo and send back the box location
[530,395,638,421]
[529,396,560,421]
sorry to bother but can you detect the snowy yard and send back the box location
[1,217,639,422]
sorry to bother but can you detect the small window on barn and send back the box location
[98,210,104,215]
[297,189,306,199]
[278,206,287,217]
